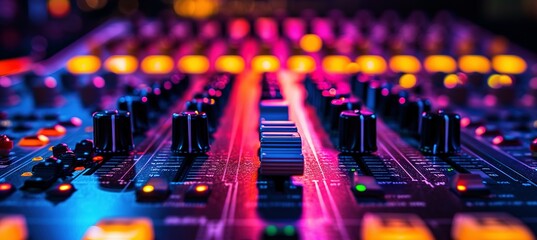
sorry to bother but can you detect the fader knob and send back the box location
[399,98,431,136]
[171,111,210,155]
[338,110,377,154]
[185,98,217,132]
[118,96,150,135]
[92,110,134,155]
[328,98,361,131]
[420,110,461,155]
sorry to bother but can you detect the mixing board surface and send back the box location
[2,6,537,240]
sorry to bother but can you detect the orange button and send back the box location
[37,124,67,137]
[83,218,154,240]
[0,215,28,240]
[452,212,534,240]
[362,213,434,240]
[18,135,50,147]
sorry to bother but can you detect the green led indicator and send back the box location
[351,168,356,172]
[265,225,277,236]
[283,225,295,236]
[355,184,367,192]
[447,168,453,172]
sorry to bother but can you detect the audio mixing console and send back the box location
[1,9,537,240]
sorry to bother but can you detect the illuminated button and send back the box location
[47,183,75,198]
[492,135,521,147]
[287,55,316,73]
[83,218,154,240]
[66,55,101,74]
[141,55,174,74]
[252,55,280,72]
[361,213,434,240]
[178,55,209,74]
[451,173,489,197]
[263,225,298,239]
[185,183,211,202]
[104,55,138,74]
[215,55,245,74]
[399,74,418,89]
[37,124,67,137]
[424,55,457,73]
[487,74,513,89]
[444,74,464,89]
[58,117,83,127]
[136,177,170,202]
[322,55,351,74]
[356,55,387,75]
[352,174,383,198]
[299,34,323,53]
[0,182,15,198]
[492,55,527,74]
[389,55,421,73]
[459,55,491,74]
[452,212,534,240]
[0,135,14,156]
[0,215,28,240]
[475,125,502,137]
[18,135,49,147]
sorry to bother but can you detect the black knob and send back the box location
[420,110,461,155]
[185,97,217,132]
[118,96,150,135]
[79,76,105,107]
[171,111,210,155]
[329,98,361,131]
[92,110,134,155]
[0,76,20,106]
[52,143,70,158]
[338,110,377,154]
[32,76,64,107]
[399,98,431,136]
[379,89,409,120]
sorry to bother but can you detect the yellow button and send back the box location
[322,55,351,74]
[215,55,245,74]
[424,55,457,73]
[83,218,154,240]
[38,124,66,137]
[492,55,527,74]
[361,213,435,240]
[66,55,101,74]
[389,55,422,73]
[178,55,209,74]
[459,55,491,74]
[18,135,49,147]
[252,55,280,73]
[0,215,28,240]
[452,212,534,240]
[356,55,387,75]
[287,55,316,73]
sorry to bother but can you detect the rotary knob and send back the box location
[338,110,377,154]
[0,135,14,156]
[420,110,461,155]
[328,98,361,131]
[399,98,431,136]
[118,96,150,135]
[92,110,134,155]
[171,111,210,155]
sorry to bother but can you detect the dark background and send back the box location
[1,0,536,59]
